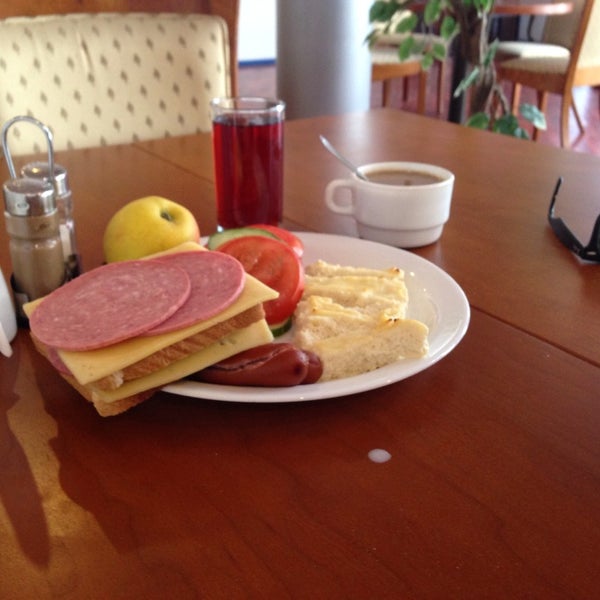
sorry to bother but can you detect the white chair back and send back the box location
[0,12,231,154]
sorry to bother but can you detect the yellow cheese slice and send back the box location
[91,319,273,403]
[151,241,206,255]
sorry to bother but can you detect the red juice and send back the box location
[212,114,284,229]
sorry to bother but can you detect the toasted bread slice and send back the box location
[293,260,428,381]
[23,242,280,415]
[303,260,408,318]
[88,305,264,391]
[294,296,402,348]
[32,319,274,416]
[305,259,404,279]
[303,318,429,381]
[24,266,278,388]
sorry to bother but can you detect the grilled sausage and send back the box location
[302,350,323,384]
[193,343,323,386]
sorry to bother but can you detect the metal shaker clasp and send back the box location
[1,115,56,182]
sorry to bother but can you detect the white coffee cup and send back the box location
[0,267,17,357]
[325,161,454,248]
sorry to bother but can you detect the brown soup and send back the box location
[368,169,444,186]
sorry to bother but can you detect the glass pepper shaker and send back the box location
[1,116,67,324]
[21,161,81,279]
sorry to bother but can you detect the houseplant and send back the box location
[368,0,546,138]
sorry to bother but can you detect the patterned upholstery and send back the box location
[495,41,570,60]
[0,13,231,155]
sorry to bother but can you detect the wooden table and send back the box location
[2,108,599,599]
[138,109,600,365]
[494,0,574,16]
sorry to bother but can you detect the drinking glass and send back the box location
[210,97,285,230]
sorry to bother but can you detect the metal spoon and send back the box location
[319,135,369,181]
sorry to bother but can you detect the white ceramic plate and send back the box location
[162,232,470,403]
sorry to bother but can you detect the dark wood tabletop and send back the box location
[137,109,600,365]
[1,108,599,599]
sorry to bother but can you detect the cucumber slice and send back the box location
[269,317,292,337]
[207,227,278,250]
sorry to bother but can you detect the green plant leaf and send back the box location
[484,39,499,66]
[412,38,426,54]
[520,103,547,129]
[474,0,494,14]
[466,112,490,129]
[440,15,458,40]
[432,42,447,60]
[493,114,518,134]
[454,67,480,97]
[513,127,530,139]
[396,13,418,33]
[399,36,416,61]
[369,0,400,22]
[422,53,434,70]
[424,0,442,24]
[492,114,531,139]
[364,29,379,47]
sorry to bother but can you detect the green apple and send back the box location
[103,196,200,262]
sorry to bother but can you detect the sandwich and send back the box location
[293,259,429,381]
[24,242,278,416]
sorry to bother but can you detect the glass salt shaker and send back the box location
[1,116,67,324]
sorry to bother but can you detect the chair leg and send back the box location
[489,91,501,120]
[511,83,521,115]
[560,93,572,149]
[382,80,392,107]
[436,60,445,115]
[417,71,427,114]
[402,78,410,102]
[533,90,548,141]
[571,99,585,136]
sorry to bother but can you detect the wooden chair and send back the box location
[496,0,600,148]
[495,0,584,62]
[495,0,586,137]
[371,50,429,113]
[0,1,240,154]
[369,12,447,115]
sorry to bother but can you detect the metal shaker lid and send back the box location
[21,161,69,196]
[3,178,56,216]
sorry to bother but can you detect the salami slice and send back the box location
[143,251,245,335]
[30,260,191,351]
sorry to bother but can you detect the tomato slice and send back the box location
[216,235,304,325]
[248,224,304,258]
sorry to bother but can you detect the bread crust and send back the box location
[29,334,155,416]
[30,302,266,416]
